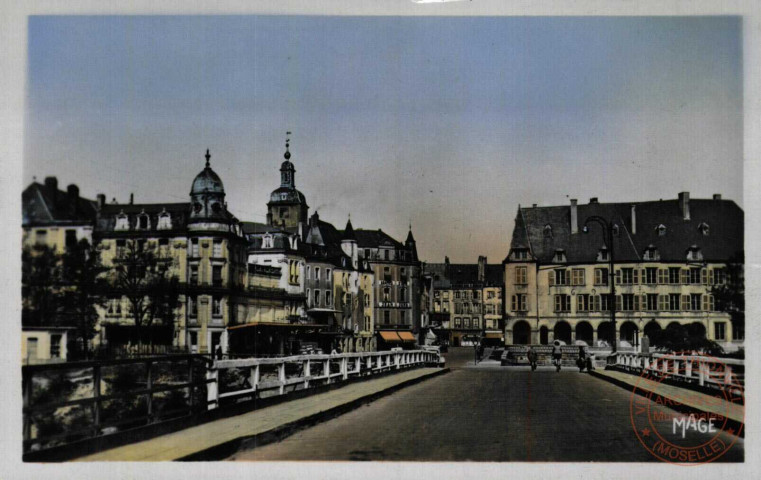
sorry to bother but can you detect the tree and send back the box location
[712,252,744,342]
[648,324,723,356]
[22,244,63,327]
[110,240,182,346]
[60,239,109,357]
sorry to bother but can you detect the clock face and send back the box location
[193,202,202,213]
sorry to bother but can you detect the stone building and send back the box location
[503,193,743,351]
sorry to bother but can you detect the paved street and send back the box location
[229,348,743,462]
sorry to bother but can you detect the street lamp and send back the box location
[583,216,617,354]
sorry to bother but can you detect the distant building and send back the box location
[425,256,504,346]
[503,193,744,351]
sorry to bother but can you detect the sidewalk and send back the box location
[591,368,744,425]
[74,367,448,462]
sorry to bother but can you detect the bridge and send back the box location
[23,348,743,463]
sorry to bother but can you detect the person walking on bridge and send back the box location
[527,345,538,371]
[552,340,563,372]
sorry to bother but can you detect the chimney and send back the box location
[630,205,637,235]
[67,184,79,200]
[129,193,134,205]
[477,256,487,283]
[44,176,58,192]
[444,256,451,279]
[570,199,578,234]
[97,193,106,208]
[532,204,537,208]
[713,194,722,201]
[589,197,599,204]
[678,192,690,221]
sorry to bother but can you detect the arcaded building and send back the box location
[503,193,743,351]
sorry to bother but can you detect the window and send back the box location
[622,294,635,311]
[463,318,471,328]
[383,267,391,282]
[657,224,667,236]
[35,229,48,245]
[138,214,149,230]
[571,269,585,286]
[212,265,223,286]
[690,294,701,311]
[191,238,200,257]
[289,261,300,284]
[159,238,169,247]
[50,334,61,358]
[384,250,389,260]
[383,287,390,302]
[401,268,408,283]
[262,235,273,249]
[668,267,681,284]
[714,322,726,341]
[513,249,529,260]
[599,294,611,312]
[364,293,369,305]
[314,267,320,282]
[212,297,222,316]
[577,294,591,312]
[189,297,197,316]
[487,290,495,299]
[455,291,461,299]
[712,268,726,285]
[511,294,527,312]
[594,268,609,286]
[646,294,658,311]
[645,268,657,285]
[364,249,370,258]
[213,239,222,257]
[306,266,311,280]
[442,291,449,299]
[157,210,172,230]
[687,246,703,261]
[688,268,701,285]
[400,287,407,302]
[384,310,390,324]
[65,229,77,249]
[306,288,311,307]
[699,223,710,236]
[365,316,371,331]
[314,289,320,306]
[643,246,659,261]
[553,269,568,286]
[454,317,462,328]
[189,265,199,285]
[543,224,553,238]
[326,268,331,281]
[554,294,571,312]
[597,248,609,262]
[115,213,129,231]
[553,250,567,263]
[669,294,681,311]
[620,268,636,285]
[326,291,332,306]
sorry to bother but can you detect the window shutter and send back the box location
[633,295,640,311]
[701,268,707,285]
[615,295,622,311]
[633,269,639,284]
[641,294,647,311]
[548,271,555,286]
[709,269,714,285]
[615,270,621,285]
[681,295,690,311]
[659,295,668,311]
[702,295,709,312]
[681,269,689,284]
[554,295,560,312]
[658,269,665,284]
[580,269,585,285]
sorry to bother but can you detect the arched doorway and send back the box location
[598,322,616,346]
[553,321,572,344]
[539,326,549,345]
[644,320,661,342]
[575,321,594,345]
[620,321,639,347]
[687,322,707,338]
[513,321,531,345]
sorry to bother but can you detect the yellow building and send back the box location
[504,193,743,351]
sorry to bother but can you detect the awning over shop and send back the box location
[398,331,416,342]
[379,331,402,342]
[485,332,503,339]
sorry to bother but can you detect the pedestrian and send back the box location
[527,345,538,371]
[215,344,223,360]
[576,346,586,372]
[552,340,563,372]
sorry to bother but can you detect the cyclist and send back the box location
[552,340,563,372]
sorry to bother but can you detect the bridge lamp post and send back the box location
[583,216,617,354]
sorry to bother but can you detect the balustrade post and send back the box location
[92,364,101,436]
[673,359,679,376]
[278,362,286,395]
[341,357,348,381]
[725,365,733,385]
[146,361,154,423]
[355,357,361,374]
[206,364,219,411]
[395,353,401,370]
[303,360,310,388]
[698,361,705,386]
[324,359,331,383]
[250,364,260,392]
[367,356,372,371]
[685,360,692,379]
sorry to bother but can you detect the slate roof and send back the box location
[352,229,405,249]
[95,202,190,234]
[508,197,743,264]
[426,262,503,287]
[22,182,99,226]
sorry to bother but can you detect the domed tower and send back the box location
[189,149,228,223]
[267,132,309,230]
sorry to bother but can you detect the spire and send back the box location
[343,216,356,241]
[406,224,416,243]
[205,148,211,168]
[284,131,291,160]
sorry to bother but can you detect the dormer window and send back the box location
[157,209,172,230]
[289,235,298,250]
[263,234,273,249]
[137,211,150,230]
[553,249,567,263]
[512,248,529,261]
[543,225,553,238]
[612,224,620,236]
[643,245,660,261]
[115,211,129,231]
[597,247,609,262]
[656,224,667,236]
[687,245,703,261]
[699,222,710,236]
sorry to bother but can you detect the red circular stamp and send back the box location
[628,351,744,465]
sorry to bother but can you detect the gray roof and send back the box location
[23,181,98,226]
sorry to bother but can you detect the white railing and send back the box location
[609,352,744,390]
[206,349,442,409]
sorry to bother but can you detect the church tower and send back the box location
[267,132,309,231]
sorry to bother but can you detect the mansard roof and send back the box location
[352,229,405,249]
[508,196,743,264]
[23,181,98,226]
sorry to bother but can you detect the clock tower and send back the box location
[266,132,309,230]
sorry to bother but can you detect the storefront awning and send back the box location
[485,332,503,339]
[379,331,403,342]
[228,322,326,330]
[398,331,416,342]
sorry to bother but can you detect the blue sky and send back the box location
[25,16,742,262]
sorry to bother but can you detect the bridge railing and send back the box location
[608,352,744,390]
[207,350,441,409]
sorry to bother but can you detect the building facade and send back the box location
[503,193,743,351]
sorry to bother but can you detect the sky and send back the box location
[24,16,742,263]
